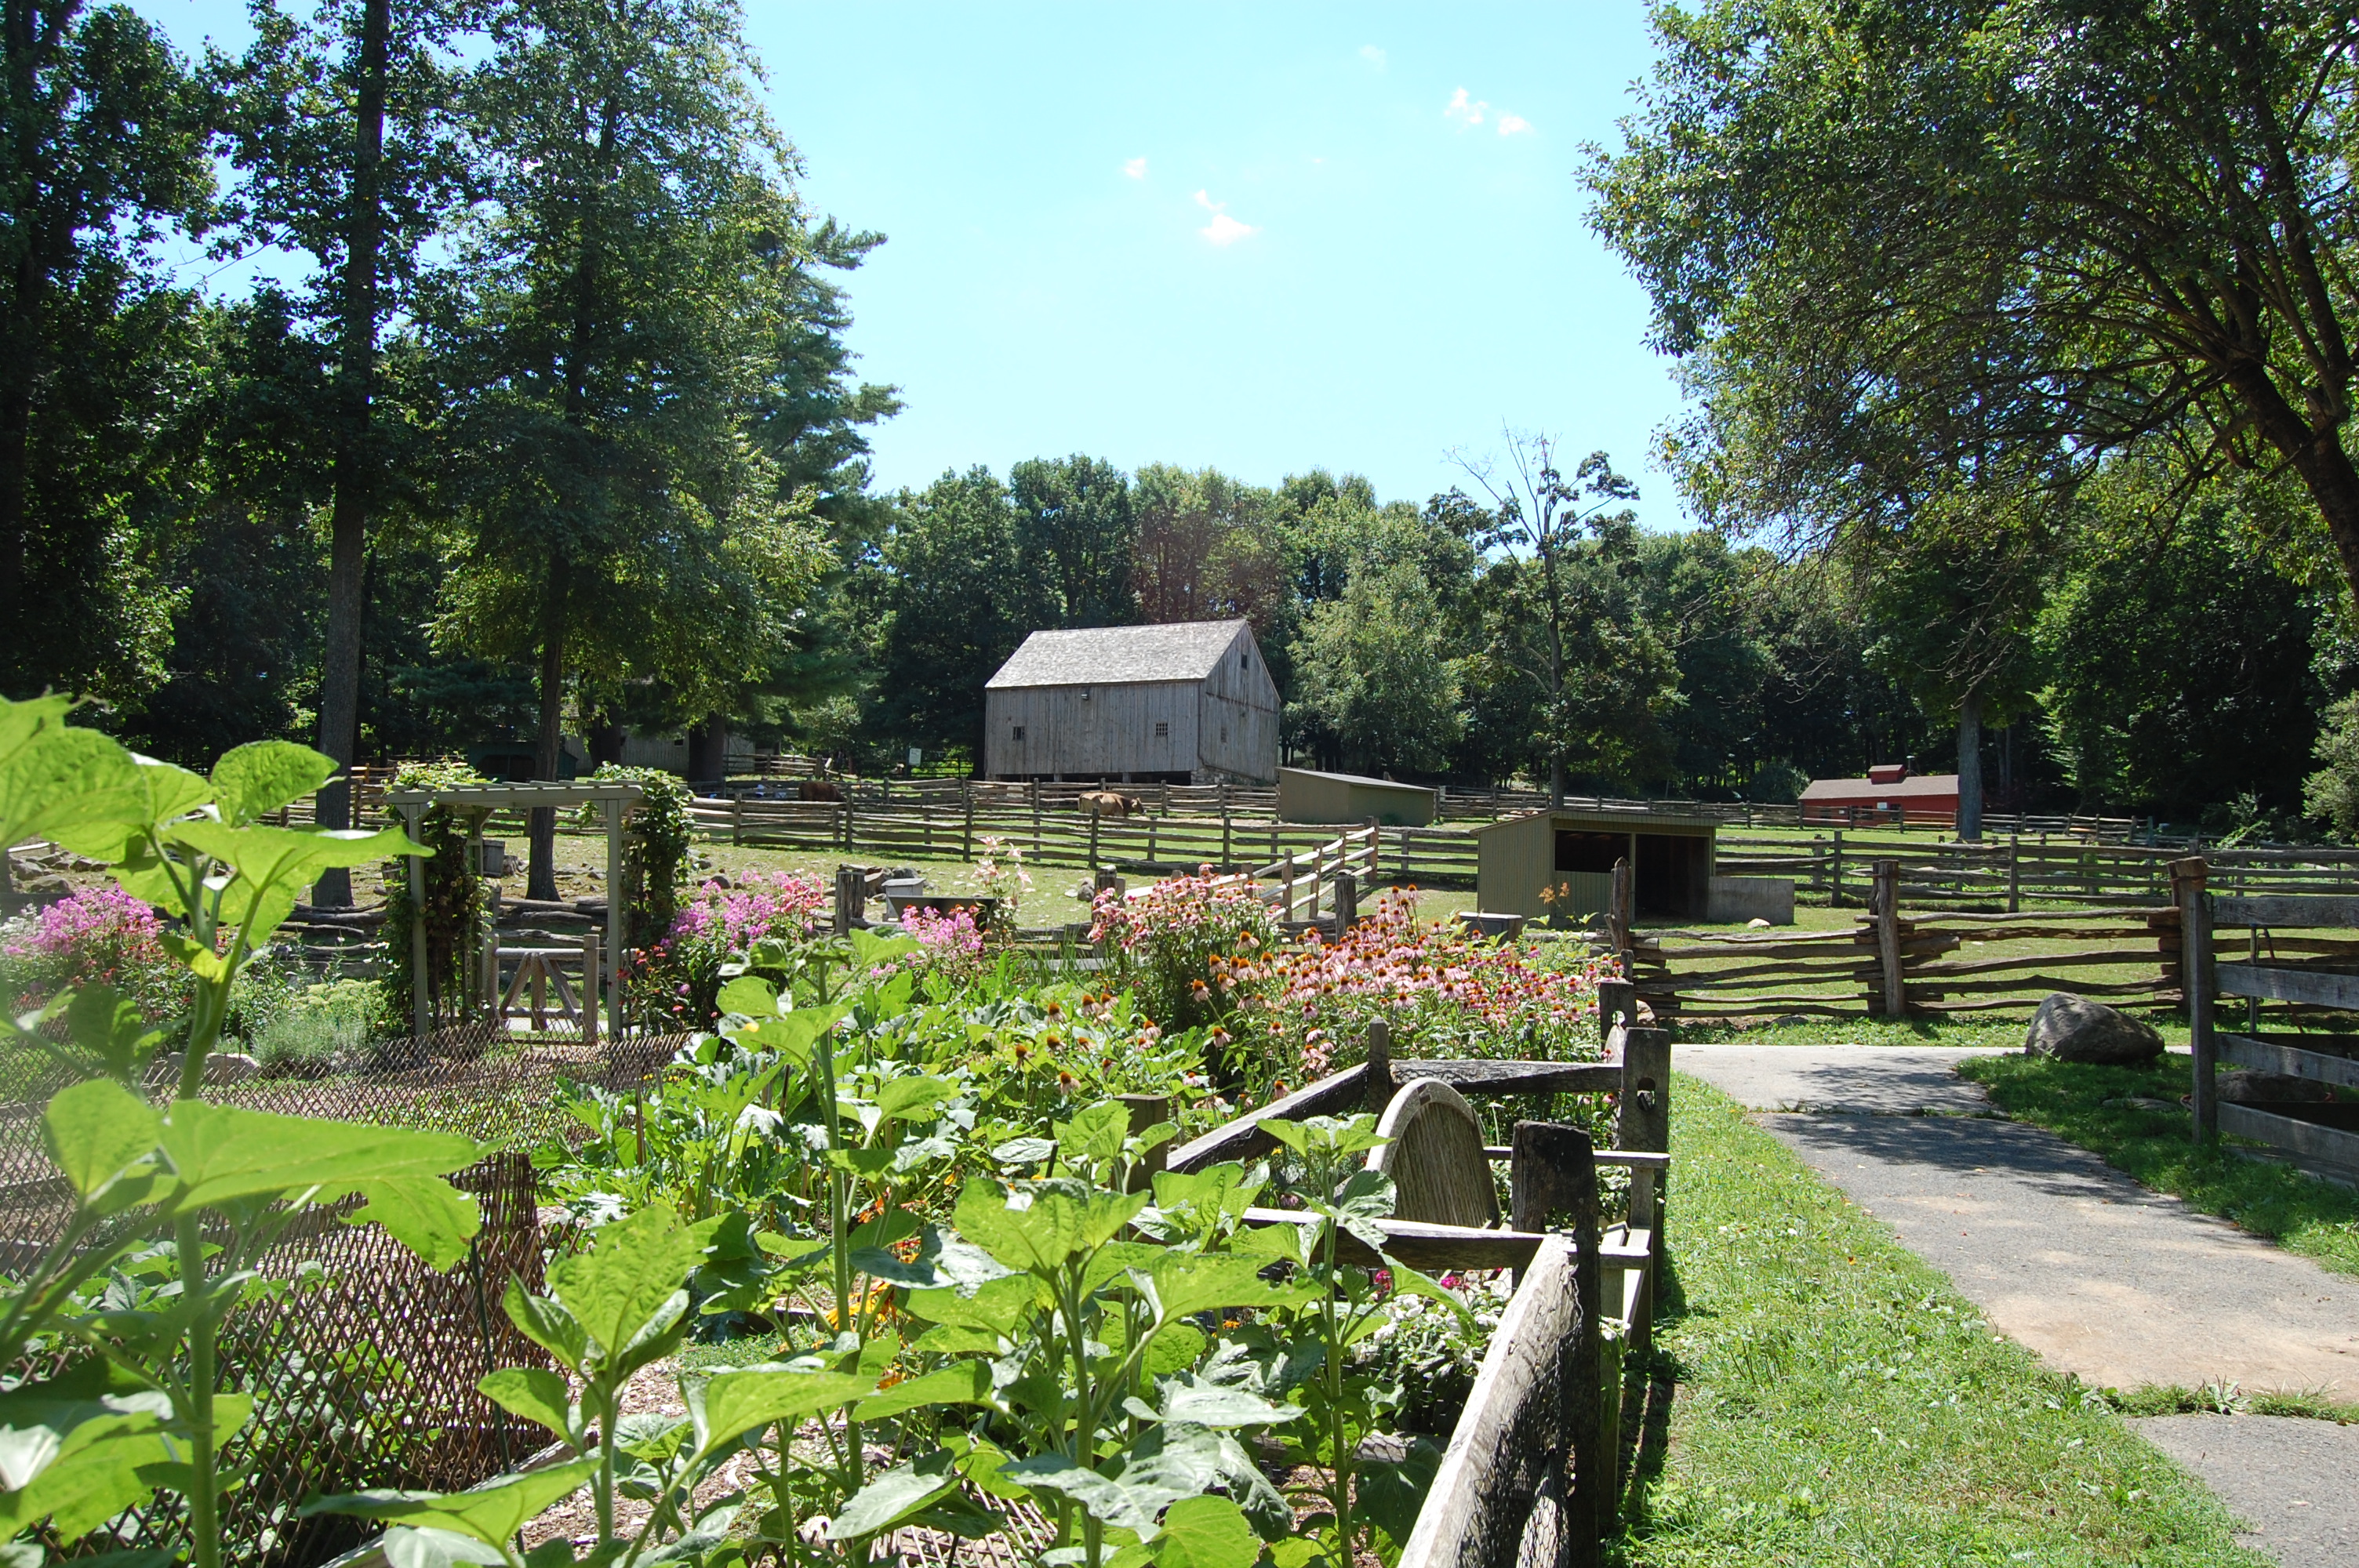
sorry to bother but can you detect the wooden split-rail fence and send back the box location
[1713,832,2359,909]
[1599,858,2195,1019]
[685,786,1483,884]
[2179,856,2359,1183]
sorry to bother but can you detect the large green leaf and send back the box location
[853,1360,997,1421]
[694,1367,871,1455]
[42,1080,161,1201]
[1355,1436,1444,1547]
[157,1102,479,1210]
[1152,1496,1263,1568]
[827,1452,958,1541]
[1142,1254,1307,1323]
[733,1002,850,1069]
[169,822,424,946]
[954,1181,1147,1273]
[1056,1100,1132,1167]
[304,1457,600,1544]
[62,986,169,1085]
[501,1277,588,1367]
[874,1075,953,1123]
[209,741,336,827]
[347,1177,483,1272]
[0,699,150,855]
[1132,1373,1300,1430]
[547,1203,711,1360]
[714,975,780,1019]
[477,1369,573,1441]
[380,1527,510,1568]
[689,1367,877,1452]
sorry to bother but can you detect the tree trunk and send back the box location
[686,717,727,785]
[587,713,624,766]
[1955,690,1984,843]
[529,558,567,902]
[311,0,391,907]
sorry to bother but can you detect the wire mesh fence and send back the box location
[0,1033,697,1566]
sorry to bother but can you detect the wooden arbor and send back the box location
[383,780,642,1042]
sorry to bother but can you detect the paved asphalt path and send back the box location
[1677,1044,2359,1567]
[1677,1044,2357,1392]
[2138,1414,2359,1568]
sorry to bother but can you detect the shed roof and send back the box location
[986,619,1249,689]
[1469,806,1723,836]
[1278,767,1437,795]
[1800,772,1961,801]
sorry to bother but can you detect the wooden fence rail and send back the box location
[1601,855,2196,1019]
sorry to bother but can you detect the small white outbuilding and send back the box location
[983,619,1280,783]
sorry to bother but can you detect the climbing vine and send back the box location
[581,764,696,953]
[378,761,491,1034]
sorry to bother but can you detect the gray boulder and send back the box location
[2025,993,2165,1065]
[2216,1069,2335,1105]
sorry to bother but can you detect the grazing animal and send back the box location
[799,779,845,803]
[1078,790,1143,818]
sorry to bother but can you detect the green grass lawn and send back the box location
[1618,1073,2264,1567]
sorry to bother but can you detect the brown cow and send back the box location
[1078,790,1143,818]
[799,779,845,803]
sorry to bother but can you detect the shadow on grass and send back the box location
[1957,1053,2359,1277]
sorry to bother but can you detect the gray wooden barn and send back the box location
[983,619,1280,783]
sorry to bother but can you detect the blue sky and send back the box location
[134,2,1687,521]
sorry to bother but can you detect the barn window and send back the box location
[1011,725,1026,741]
[1154,720,1169,738]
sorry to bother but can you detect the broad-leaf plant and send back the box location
[0,695,480,1566]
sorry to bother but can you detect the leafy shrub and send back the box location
[376,760,489,1033]
[1089,869,1281,1032]
[2,884,189,1028]
[623,869,827,1029]
[244,978,380,1074]
[582,762,697,949]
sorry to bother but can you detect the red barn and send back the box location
[1798,764,1961,827]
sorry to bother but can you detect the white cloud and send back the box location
[1194,189,1257,246]
[1122,156,1147,180]
[1447,89,1533,136]
[1360,43,1386,68]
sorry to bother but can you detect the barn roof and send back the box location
[1800,772,1961,801]
[986,619,1249,689]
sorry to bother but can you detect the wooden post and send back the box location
[580,931,601,1047]
[1219,784,1232,868]
[841,798,854,852]
[1332,869,1358,937]
[602,797,624,1041]
[480,924,498,1022]
[1874,858,1903,1018]
[1505,1120,1607,1545]
[1597,977,1637,1054]
[402,802,431,1041]
[2175,857,2215,1140]
[2008,832,2020,913]
[1089,811,1100,870]
[1361,1016,1395,1110]
[833,864,860,935]
[1608,857,1633,956]
[1618,1026,1671,1236]
[961,779,974,861]
[1147,813,1158,866]
[731,792,743,846]
[1031,779,1042,858]
[1117,1093,1171,1192]
[1830,829,1845,907]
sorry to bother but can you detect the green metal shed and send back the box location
[1277,767,1441,826]
[1472,808,1720,921]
